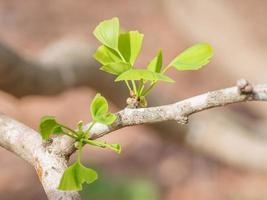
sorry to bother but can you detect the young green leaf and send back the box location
[93,17,119,50]
[95,113,117,125]
[93,45,122,65]
[147,49,162,73]
[90,93,117,125]
[118,31,144,65]
[115,69,174,83]
[39,116,63,140]
[58,161,98,191]
[169,43,213,70]
[100,62,131,75]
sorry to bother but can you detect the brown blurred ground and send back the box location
[0,0,267,200]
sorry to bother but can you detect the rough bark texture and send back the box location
[0,82,266,200]
[0,114,80,200]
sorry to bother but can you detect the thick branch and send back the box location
[0,114,80,200]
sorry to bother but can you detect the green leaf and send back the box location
[90,94,108,118]
[100,62,131,75]
[39,116,63,140]
[169,43,213,70]
[95,113,117,125]
[147,50,162,73]
[83,139,122,154]
[118,31,144,65]
[93,45,122,65]
[93,17,119,50]
[90,94,117,125]
[115,69,174,83]
[58,161,98,191]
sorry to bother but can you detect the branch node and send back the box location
[175,115,189,125]
[237,79,253,94]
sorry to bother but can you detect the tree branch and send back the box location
[89,83,267,139]
[0,81,266,199]
[0,114,80,200]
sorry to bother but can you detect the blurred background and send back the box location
[0,0,267,199]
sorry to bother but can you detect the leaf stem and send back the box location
[82,139,107,148]
[142,81,157,97]
[161,65,171,74]
[125,81,132,91]
[77,141,83,162]
[85,121,96,138]
[116,50,133,92]
[137,79,144,96]
[131,80,138,95]
[59,124,79,137]
[62,131,77,139]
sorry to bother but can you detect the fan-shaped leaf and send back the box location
[147,50,162,73]
[100,62,131,75]
[118,31,144,65]
[90,94,116,125]
[58,161,98,191]
[169,43,213,70]
[93,45,122,65]
[115,69,174,83]
[93,17,119,50]
[39,116,63,140]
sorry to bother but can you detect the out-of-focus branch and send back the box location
[0,41,128,104]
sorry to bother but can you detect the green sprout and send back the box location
[93,17,213,108]
[39,93,120,191]
[39,17,214,192]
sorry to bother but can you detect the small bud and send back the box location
[237,79,253,94]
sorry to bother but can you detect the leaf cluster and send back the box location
[93,17,213,107]
[39,93,120,191]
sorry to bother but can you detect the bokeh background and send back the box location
[1,0,267,199]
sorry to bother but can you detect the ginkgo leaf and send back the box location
[100,62,131,75]
[94,113,117,125]
[58,161,98,191]
[147,50,162,73]
[118,31,144,65]
[39,116,63,140]
[90,94,117,125]
[115,69,174,83]
[93,17,119,50]
[90,94,108,118]
[169,43,213,70]
[93,45,122,65]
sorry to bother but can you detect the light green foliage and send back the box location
[93,17,119,50]
[118,31,144,65]
[58,161,98,191]
[115,69,174,83]
[39,116,62,140]
[93,45,121,65]
[90,93,116,125]
[100,62,131,76]
[93,17,213,107]
[169,43,213,70]
[39,93,120,191]
[147,50,163,73]
[39,17,214,193]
